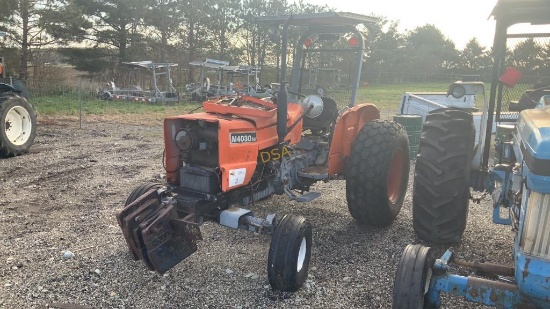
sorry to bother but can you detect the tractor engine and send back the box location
[163,118,332,207]
[173,120,220,194]
[162,95,334,213]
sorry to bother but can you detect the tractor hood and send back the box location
[163,96,304,189]
[517,107,550,176]
[201,95,278,129]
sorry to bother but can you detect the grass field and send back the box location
[31,82,452,123]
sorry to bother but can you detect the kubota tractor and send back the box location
[116,12,410,292]
[393,1,550,308]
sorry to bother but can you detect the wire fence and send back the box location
[2,69,548,125]
[0,73,491,125]
[362,72,490,84]
[3,70,549,100]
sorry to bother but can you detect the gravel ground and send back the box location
[0,118,515,309]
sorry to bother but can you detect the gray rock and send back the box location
[62,251,74,259]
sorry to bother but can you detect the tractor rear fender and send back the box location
[328,103,380,176]
[0,83,17,95]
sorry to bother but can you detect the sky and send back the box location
[302,0,500,49]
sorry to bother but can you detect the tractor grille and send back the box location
[521,191,550,259]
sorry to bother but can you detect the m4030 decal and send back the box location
[230,132,257,144]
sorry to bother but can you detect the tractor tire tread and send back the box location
[268,214,312,292]
[412,109,475,244]
[392,244,435,309]
[124,182,163,206]
[346,119,410,227]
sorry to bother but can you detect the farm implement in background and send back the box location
[97,61,180,103]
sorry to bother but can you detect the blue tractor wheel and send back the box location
[392,244,436,309]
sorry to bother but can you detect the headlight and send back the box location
[175,128,194,151]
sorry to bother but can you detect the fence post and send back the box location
[79,77,82,129]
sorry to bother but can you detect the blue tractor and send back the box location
[392,1,550,308]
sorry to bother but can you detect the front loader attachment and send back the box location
[116,189,202,274]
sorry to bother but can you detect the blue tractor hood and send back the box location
[517,107,550,175]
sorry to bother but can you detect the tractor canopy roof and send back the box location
[255,12,378,27]
[491,0,550,27]
[122,61,178,70]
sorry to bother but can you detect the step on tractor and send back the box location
[116,12,411,291]
[393,1,550,308]
[0,55,37,158]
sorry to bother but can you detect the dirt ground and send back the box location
[0,117,514,308]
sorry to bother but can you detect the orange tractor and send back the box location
[116,12,410,292]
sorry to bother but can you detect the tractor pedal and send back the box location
[291,192,321,203]
[297,166,328,180]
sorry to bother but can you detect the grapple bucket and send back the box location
[116,189,202,274]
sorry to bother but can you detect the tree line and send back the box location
[0,0,548,85]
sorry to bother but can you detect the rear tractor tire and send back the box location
[392,244,436,309]
[268,214,312,292]
[346,119,410,226]
[0,93,37,158]
[412,108,475,244]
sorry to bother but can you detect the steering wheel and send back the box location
[287,90,306,99]
[271,90,309,104]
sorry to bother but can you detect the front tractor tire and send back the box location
[413,109,475,244]
[122,182,163,260]
[392,244,435,309]
[0,93,37,158]
[268,214,312,292]
[346,120,410,227]
[124,182,163,207]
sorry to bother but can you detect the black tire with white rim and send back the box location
[267,214,312,292]
[392,244,436,309]
[0,93,37,158]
